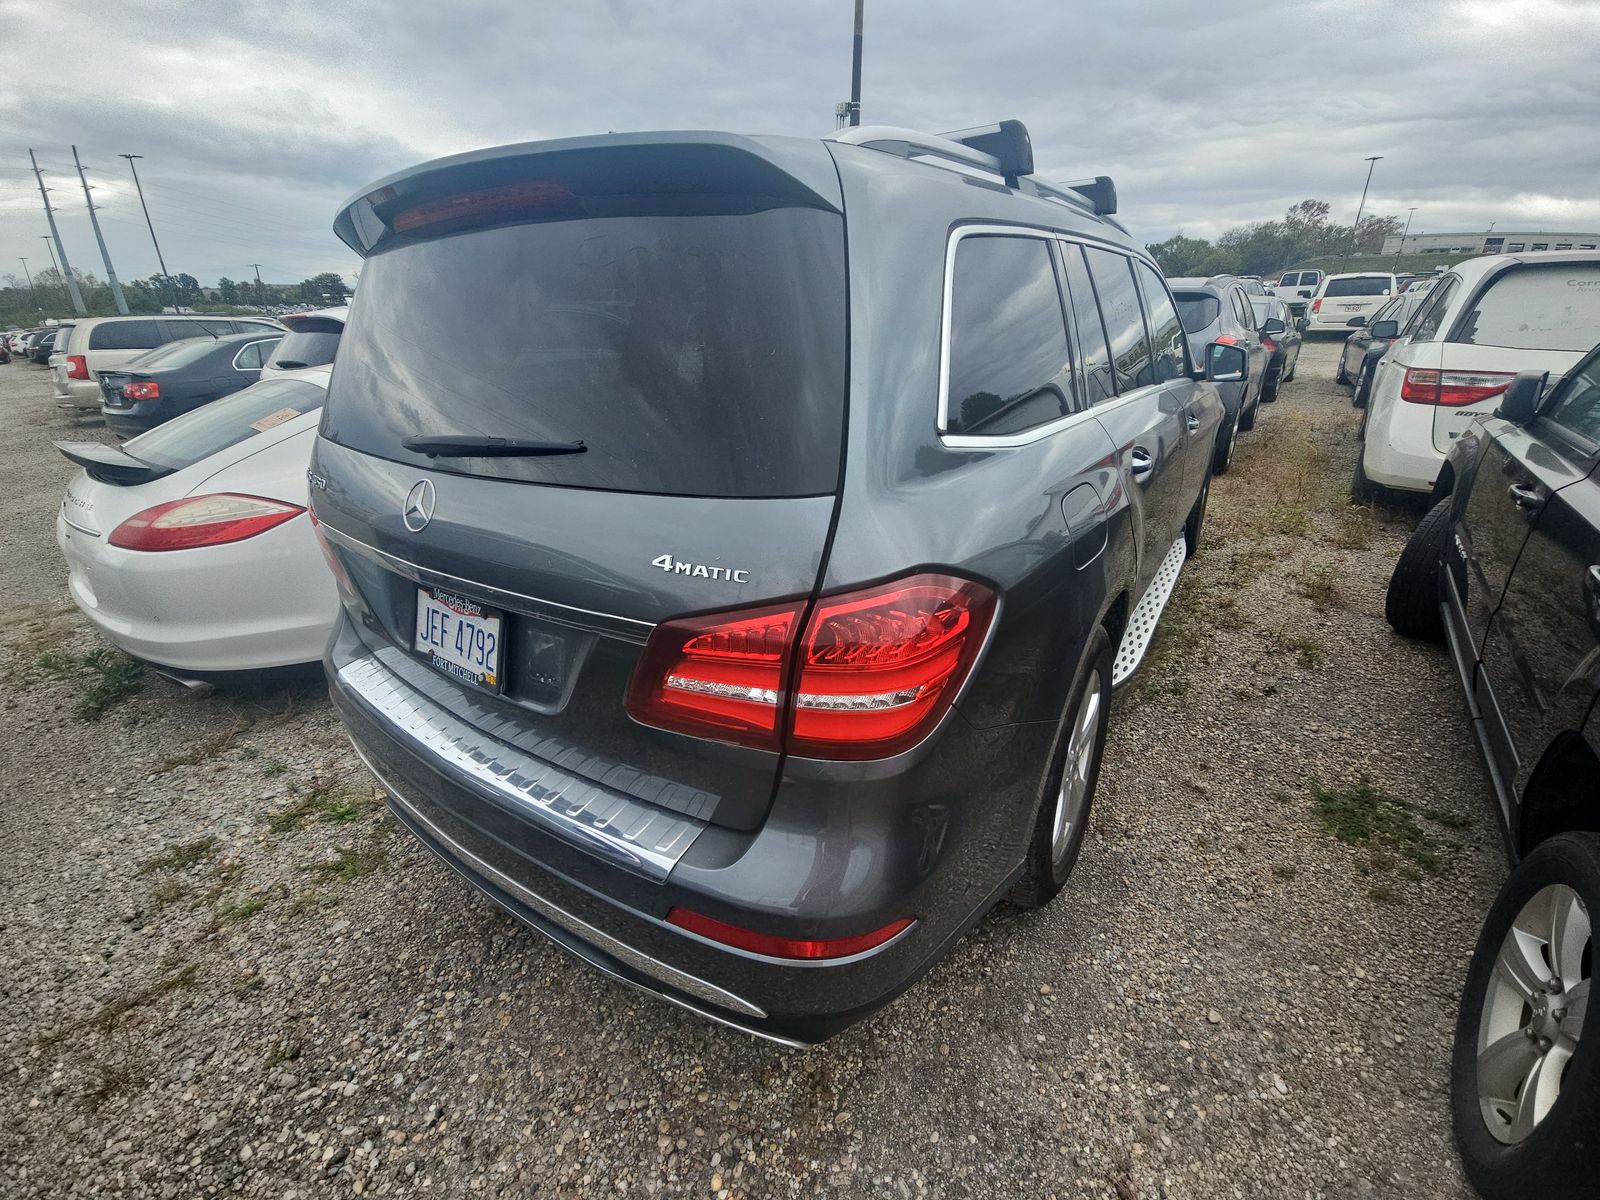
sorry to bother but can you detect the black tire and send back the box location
[1384,496,1453,641]
[1451,832,1600,1199]
[1184,471,1211,557]
[1261,369,1280,403]
[1336,356,1350,385]
[1011,626,1113,909]
[1353,360,1376,410]
[1238,392,1257,432]
[1213,412,1239,476]
[1283,356,1296,383]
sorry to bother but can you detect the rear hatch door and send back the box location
[313,136,849,832]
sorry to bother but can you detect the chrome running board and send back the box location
[1111,538,1186,686]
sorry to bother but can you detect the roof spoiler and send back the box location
[54,441,174,487]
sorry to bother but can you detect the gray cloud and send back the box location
[3,0,1597,290]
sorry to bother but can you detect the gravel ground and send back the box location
[0,340,1504,1199]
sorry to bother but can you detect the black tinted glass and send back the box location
[1136,263,1186,382]
[1061,245,1115,405]
[126,378,324,471]
[1173,293,1220,332]
[946,235,1075,435]
[88,319,162,350]
[1324,277,1391,297]
[267,330,340,369]
[1084,248,1154,392]
[323,205,846,497]
[1547,357,1600,442]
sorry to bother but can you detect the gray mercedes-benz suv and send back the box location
[311,122,1237,1043]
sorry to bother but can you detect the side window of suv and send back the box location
[87,319,162,351]
[944,234,1076,437]
[1546,357,1600,444]
[1083,248,1155,392]
[1408,276,1460,342]
[1134,262,1186,383]
[1059,243,1116,405]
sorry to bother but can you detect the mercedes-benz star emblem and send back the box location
[402,479,436,532]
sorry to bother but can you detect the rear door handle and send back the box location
[1130,448,1154,477]
[1509,483,1543,511]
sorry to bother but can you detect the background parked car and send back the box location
[1337,289,1428,405]
[1304,271,1397,334]
[1384,349,1600,1198]
[1170,274,1270,469]
[259,306,346,379]
[55,371,335,683]
[1249,293,1303,401]
[54,314,283,411]
[1355,250,1600,501]
[27,329,58,364]
[1271,269,1324,316]
[100,330,283,438]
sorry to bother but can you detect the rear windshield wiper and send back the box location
[400,435,587,458]
[272,359,309,369]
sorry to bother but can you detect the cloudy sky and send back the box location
[2,0,1596,289]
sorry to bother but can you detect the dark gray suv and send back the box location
[311,122,1235,1043]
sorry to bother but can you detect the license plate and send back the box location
[1339,304,1363,312]
[414,587,503,691]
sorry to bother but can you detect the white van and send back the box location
[1304,272,1398,333]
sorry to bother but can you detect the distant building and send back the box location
[1381,231,1600,256]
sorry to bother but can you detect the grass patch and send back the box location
[1273,864,1298,881]
[261,761,288,777]
[80,1050,149,1110]
[34,646,144,719]
[150,877,189,908]
[309,844,389,883]
[156,722,247,773]
[214,894,268,927]
[263,1040,301,1068]
[1332,505,1374,552]
[137,836,218,876]
[1279,634,1325,668]
[267,783,382,833]
[1266,502,1311,538]
[40,964,199,1045]
[1312,776,1453,882]
[1295,565,1344,611]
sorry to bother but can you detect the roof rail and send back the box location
[826,120,1117,218]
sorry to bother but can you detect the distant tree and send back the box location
[309,271,348,302]
[1353,214,1403,254]
[1146,234,1238,277]
[218,277,239,304]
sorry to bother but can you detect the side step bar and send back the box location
[1111,538,1186,686]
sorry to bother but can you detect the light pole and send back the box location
[119,153,176,312]
[1393,206,1417,272]
[19,257,39,313]
[1343,155,1383,272]
[41,236,67,308]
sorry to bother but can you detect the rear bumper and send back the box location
[102,404,160,438]
[327,616,1042,1042]
[63,377,100,410]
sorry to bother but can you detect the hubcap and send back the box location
[1476,883,1591,1144]
[1051,676,1103,865]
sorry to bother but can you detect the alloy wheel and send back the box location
[1051,675,1103,865]
[1476,883,1592,1144]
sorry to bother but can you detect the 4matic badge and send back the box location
[651,554,749,583]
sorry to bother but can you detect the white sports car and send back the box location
[54,368,337,683]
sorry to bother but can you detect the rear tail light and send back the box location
[1399,367,1515,407]
[1213,334,1239,346]
[626,572,997,760]
[109,494,304,552]
[66,354,88,380]
[121,380,159,401]
[666,907,913,960]
[392,180,577,234]
[1311,299,1322,314]
[1262,337,1277,354]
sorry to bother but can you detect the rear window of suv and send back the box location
[323,205,846,497]
[1173,292,1220,332]
[1451,263,1600,352]
[1323,277,1391,298]
[266,317,342,370]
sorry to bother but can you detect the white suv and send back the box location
[1355,250,1600,499]
[1304,271,1397,333]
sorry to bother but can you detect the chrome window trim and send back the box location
[317,522,654,639]
[231,338,278,372]
[936,225,1164,450]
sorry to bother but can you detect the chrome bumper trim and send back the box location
[349,736,772,1025]
[336,655,704,882]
